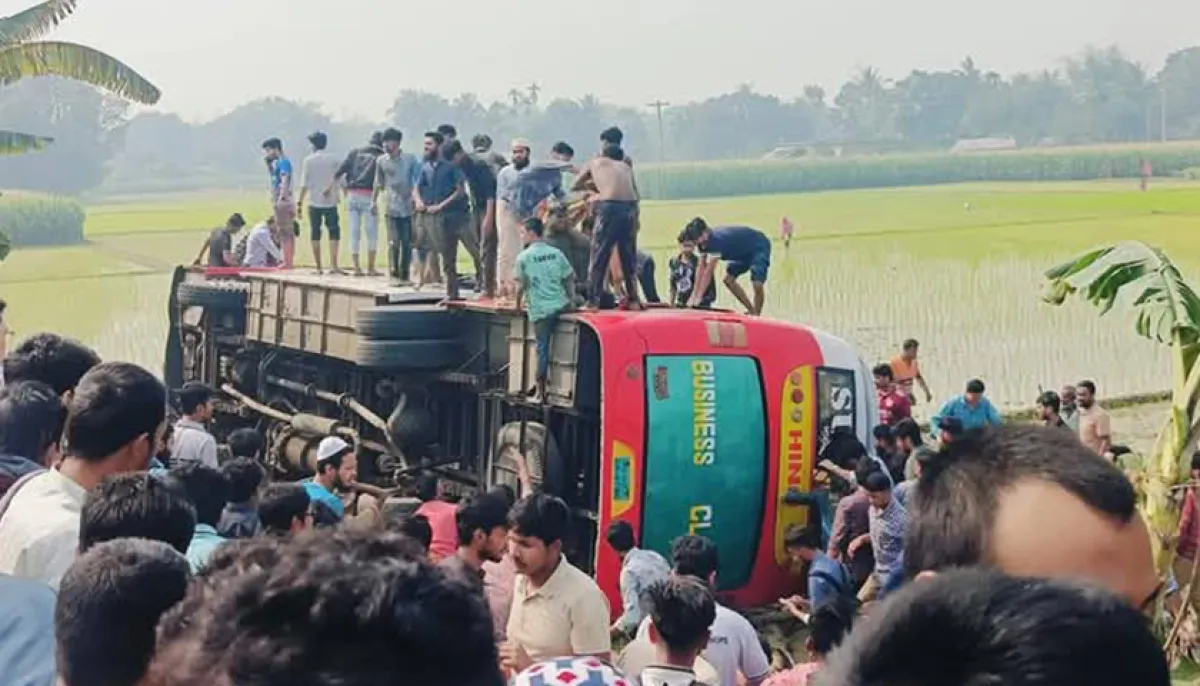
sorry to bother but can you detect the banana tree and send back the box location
[0,0,161,258]
[1043,242,1200,576]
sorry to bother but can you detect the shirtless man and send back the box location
[573,144,640,309]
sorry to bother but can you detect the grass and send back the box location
[5,179,1199,407]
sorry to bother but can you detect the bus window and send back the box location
[641,355,767,590]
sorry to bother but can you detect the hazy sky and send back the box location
[52,0,1200,122]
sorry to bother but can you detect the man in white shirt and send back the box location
[243,219,283,268]
[170,381,218,469]
[0,362,167,589]
[297,131,343,275]
[629,536,771,686]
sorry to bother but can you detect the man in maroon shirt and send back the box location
[1175,452,1200,616]
[873,364,912,427]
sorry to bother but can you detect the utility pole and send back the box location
[647,99,670,196]
[1160,85,1168,143]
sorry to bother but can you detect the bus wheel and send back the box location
[354,304,460,340]
[177,281,248,309]
[491,421,564,496]
[354,339,464,370]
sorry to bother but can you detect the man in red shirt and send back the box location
[873,364,911,427]
[414,474,458,562]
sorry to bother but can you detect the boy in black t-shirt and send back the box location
[668,237,715,308]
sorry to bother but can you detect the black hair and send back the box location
[906,425,1137,578]
[56,538,191,686]
[382,127,403,143]
[872,363,894,380]
[670,535,719,581]
[892,418,922,445]
[854,458,882,486]
[965,378,985,394]
[369,131,384,147]
[508,493,570,546]
[66,362,166,462]
[307,131,328,150]
[226,427,264,459]
[938,416,964,437]
[783,524,822,551]
[809,599,854,656]
[1192,452,1200,472]
[416,473,439,502]
[863,470,892,494]
[0,297,5,316]
[257,483,310,535]
[176,381,214,415]
[442,139,465,160]
[80,473,196,554]
[902,338,919,350]
[551,141,574,157]
[169,462,231,527]
[471,133,492,150]
[0,380,66,463]
[601,143,624,161]
[644,576,715,655]
[387,512,433,552]
[2,332,100,395]
[605,520,638,553]
[873,424,894,441]
[681,217,709,242]
[437,123,458,138]
[1038,390,1062,413]
[523,216,545,237]
[149,529,503,686]
[600,126,624,145]
[261,137,282,151]
[488,483,516,509]
[1079,380,1097,395]
[456,493,510,546]
[819,568,1170,686]
[425,131,445,145]
[227,212,246,228]
[221,457,265,504]
[821,428,868,471]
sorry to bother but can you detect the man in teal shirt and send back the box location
[931,378,1003,435]
[515,217,574,401]
[168,462,231,572]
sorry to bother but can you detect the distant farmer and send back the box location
[335,132,385,276]
[1140,158,1152,192]
[261,137,295,269]
[680,218,771,315]
[781,216,795,249]
[297,131,343,275]
[574,142,640,310]
[194,213,246,267]
[930,379,1002,435]
[372,127,420,285]
[889,339,932,404]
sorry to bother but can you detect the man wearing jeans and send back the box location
[447,140,498,297]
[261,137,295,269]
[373,128,420,285]
[335,132,384,275]
[515,218,574,402]
[413,132,473,299]
[297,131,343,274]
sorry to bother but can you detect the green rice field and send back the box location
[4,180,1198,416]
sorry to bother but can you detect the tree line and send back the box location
[5,44,1200,196]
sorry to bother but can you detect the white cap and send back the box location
[316,436,351,463]
[511,137,531,151]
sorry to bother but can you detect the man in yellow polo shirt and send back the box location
[500,493,611,674]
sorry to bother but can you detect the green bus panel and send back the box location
[641,355,767,590]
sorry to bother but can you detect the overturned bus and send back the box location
[164,266,877,612]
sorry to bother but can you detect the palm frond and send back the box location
[0,128,52,154]
[0,0,77,48]
[1043,241,1200,345]
[0,40,159,104]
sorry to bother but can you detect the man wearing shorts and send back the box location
[681,218,771,315]
[413,131,472,300]
[261,137,295,268]
[297,131,343,274]
[372,128,420,285]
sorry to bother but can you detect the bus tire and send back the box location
[492,421,565,496]
[177,281,249,310]
[354,338,463,370]
[355,305,460,340]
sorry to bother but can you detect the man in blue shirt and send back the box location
[679,218,772,315]
[780,525,852,619]
[515,217,575,402]
[0,574,55,686]
[931,378,1003,436]
[261,137,295,268]
[413,132,477,300]
[303,436,356,522]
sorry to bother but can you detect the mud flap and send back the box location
[163,266,186,389]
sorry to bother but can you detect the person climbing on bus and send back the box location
[514,217,575,402]
[680,218,771,316]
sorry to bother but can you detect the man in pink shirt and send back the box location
[414,475,458,562]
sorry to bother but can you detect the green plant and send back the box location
[0,0,160,257]
[1043,242,1200,655]
[0,195,84,247]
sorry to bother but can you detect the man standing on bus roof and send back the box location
[573,142,640,310]
[680,218,771,316]
[261,137,295,269]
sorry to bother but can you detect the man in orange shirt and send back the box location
[889,339,932,404]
